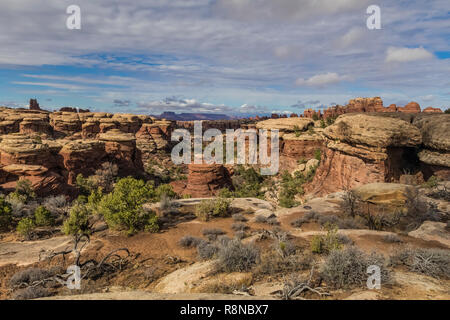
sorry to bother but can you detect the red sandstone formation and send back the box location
[397,102,421,113]
[306,114,423,196]
[0,107,175,195]
[423,107,443,113]
[171,163,232,198]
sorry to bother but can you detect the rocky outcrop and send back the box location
[59,140,107,184]
[256,118,313,132]
[397,102,421,113]
[171,163,232,198]
[0,108,176,195]
[306,114,423,195]
[423,107,443,113]
[0,134,66,195]
[29,99,41,111]
[413,114,450,180]
[98,129,143,176]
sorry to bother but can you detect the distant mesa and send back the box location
[59,107,90,113]
[156,111,235,121]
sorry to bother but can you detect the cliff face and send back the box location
[0,107,174,196]
[304,114,424,196]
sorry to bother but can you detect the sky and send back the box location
[0,0,449,116]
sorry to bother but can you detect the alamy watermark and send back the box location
[366,5,381,30]
[66,5,81,30]
[171,121,279,175]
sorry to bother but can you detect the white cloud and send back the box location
[137,97,233,114]
[385,47,434,63]
[295,73,348,87]
[337,28,364,48]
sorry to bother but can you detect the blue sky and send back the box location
[0,0,449,115]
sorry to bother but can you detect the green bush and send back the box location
[63,203,91,236]
[0,197,13,232]
[421,175,439,188]
[229,166,265,199]
[195,198,231,221]
[310,224,342,254]
[9,179,35,203]
[98,177,159,235]
[75,174,96,196]
[314,149,322,161]
[154,184,177,202]
[16,218,35,239]
[278,171,306,208]
[34,206,54,227]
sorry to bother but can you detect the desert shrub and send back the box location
[43,195,68,216]
[336,234,353,245]
[9,268,52,287]
[16,218,35,239]
[290,217,308,228]
[310,224,342,254]
[390,248,450,279]
[34,206,54,227]
[178,235,204,248]
[257,241,312,275]
[159,194,179,213]
[317,214,340,226]
[195,198,231,221]
[218,188,234,198]
[92,162,118,193]
[63,203,91,236]
[312,113,319,121]
[279,171,306,208]
[197,241,219,260]
[231,222,248,232]
[75,174,97,196]
[154,184,177,202]
[0,196,13,231]
[202,228,226,241]
[404,187,440,230]
[254,215,268,223]
[230,166,265,199]
[422,175,439,188]
[234,230,247,240]
[326,115,337,126]
[445,108,450,114]
[321,246,390,289]
[266,217,280,226]
[216,239,260,273]
[340,190,360,218]
[15,179,36,202]
[232,213,247,222]
[98,177,159,235]
[337,217,364,229]
[383,234,402,243]
[314,149,321,161]
[337,121,351,138]
[12,286,51,300]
